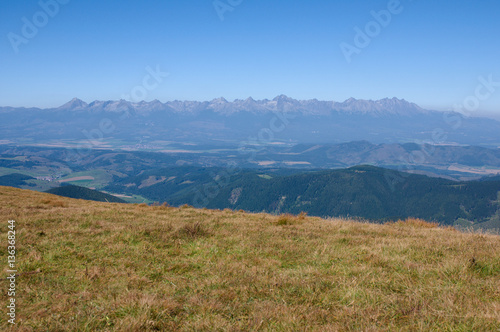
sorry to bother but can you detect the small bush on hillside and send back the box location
[298,211,308,220]
[395,218,438,228]
[276,214,299,225]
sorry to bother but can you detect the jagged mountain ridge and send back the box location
[7,96,427,117]
[1,96,499,146]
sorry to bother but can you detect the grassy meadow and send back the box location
[0,186,499,331]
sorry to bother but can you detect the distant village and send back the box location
[35,174,63,182]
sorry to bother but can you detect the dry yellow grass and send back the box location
[0,186,499,331]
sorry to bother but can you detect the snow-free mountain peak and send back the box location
[58,98,88,110]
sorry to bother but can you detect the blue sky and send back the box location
[1,0,499,115]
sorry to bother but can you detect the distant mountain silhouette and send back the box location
[1,96,500,145]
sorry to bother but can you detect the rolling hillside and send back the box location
[45,184,126,203]
[107,165,500,228]
[0,173,34,187]
[184,165,500,225]
[0,186,499,330]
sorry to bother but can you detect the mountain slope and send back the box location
[107,165,500,227]
[2,97,500,145]
[45,184,125,203]
[0,173,34,187]
[204,165,500,224]
[0,186,498,330]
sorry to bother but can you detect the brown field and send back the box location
[448,165,500,176]
[0,186,499,331]
[58,176,95,183]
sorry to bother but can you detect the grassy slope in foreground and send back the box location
[0,186,499,331]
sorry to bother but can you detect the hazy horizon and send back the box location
[3,95,500,121]
[1,0,499,114]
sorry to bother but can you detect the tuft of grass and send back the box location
[40,197,68,208]
[467,257,500,277]
[176,222,209,239]
[394,217,439,228]
[298,211,308,220]
[0,186,499,331]
[276,213,296,225]
[276,213,307,225]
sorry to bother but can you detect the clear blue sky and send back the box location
[1,0,499,115]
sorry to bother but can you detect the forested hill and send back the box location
[162,165,500,227]
[46,185,126,203]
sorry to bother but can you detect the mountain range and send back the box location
[4,96,426,116]
[46,95,429,116]
[1,96,499,147]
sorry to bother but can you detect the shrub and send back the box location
[298,211,308,220]
[395,218,438,228]
[276,214,296,225]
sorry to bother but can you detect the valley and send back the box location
[1,144,499,232]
